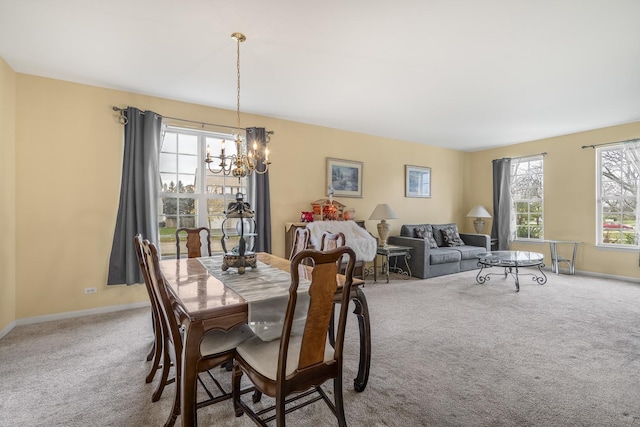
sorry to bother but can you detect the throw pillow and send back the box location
[441,226,465,247]
[424,227,438,248]
[414,226,438,248]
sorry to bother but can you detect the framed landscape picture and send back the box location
[326,158,363,198]
[405,165,431,198]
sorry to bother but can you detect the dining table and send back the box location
[158,252,371,426]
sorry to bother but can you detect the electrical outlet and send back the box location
[84,287,97,294]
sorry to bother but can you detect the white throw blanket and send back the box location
[305,221,377,261]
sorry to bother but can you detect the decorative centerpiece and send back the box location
[300,211,314,222]
[221,192,257,274]
[310,191,346,221]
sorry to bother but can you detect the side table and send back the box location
[546,240,580,275]
[374,245,412,283]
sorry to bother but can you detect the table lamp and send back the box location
[369,203,398,246]
[466,205,492,233]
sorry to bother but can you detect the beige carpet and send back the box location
[1,270,640,426]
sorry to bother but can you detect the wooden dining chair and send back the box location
[320,231,346,251]
[175,227,212,259]
[133,234,165,387]
[137,236,254,427]
[232,247,357,427]
[289,227,310,260]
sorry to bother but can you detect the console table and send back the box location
[374,245,413,283]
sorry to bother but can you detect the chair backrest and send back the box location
[319,231,345,251]
[280,247,356,382]
[176,227,212,259]
[289,227,310,260]
[133,234,163,348]
[140,238,183,356]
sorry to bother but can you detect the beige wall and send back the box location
[0,57,16,332]
[5,70,640,330]
[9,74,466,324]
[464,122,640,279]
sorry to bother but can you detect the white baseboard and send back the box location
[537,265,640,283]
[0,301,151,339]
[0,320,17,340]
[573,269,640,283]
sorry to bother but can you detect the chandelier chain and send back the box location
[236,35,241,137]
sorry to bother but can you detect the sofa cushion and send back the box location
[401,224,428,238]
[414,225,438,248]
[438,224,465,247]
[429,248,462,265]
[450,245,486,260]
[431,223,457,247]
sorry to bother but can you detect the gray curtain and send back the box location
[491,158,512,250]
[107,107,163,285]
[247,127,272,253]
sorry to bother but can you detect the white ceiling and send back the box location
[1,0,639,151]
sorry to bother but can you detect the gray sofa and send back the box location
[388,223,490,279]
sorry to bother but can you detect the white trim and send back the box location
[13,301,150,327]
[572,269,640,284]
[0,320,17,340]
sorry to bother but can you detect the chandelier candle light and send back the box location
[466,205,492,233]
[205,32,271,177]
[368,203,398,247]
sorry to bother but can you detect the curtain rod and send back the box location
[581,138,640,149]
[512,152,547,160]
[112,106,274,135]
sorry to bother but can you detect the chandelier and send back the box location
[205,32,271,177]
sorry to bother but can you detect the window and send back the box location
[597,146,638,247]
[511,155,544,240]
[158,126,247,257]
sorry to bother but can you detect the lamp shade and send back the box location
[466,205,491,218]
[368,204,398,220]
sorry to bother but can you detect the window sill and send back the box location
[595,244,639,252]
[512,239,546,245]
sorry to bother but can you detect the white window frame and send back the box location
[596,145,639,249]
[158,125,248,257]
[511,155,544,241]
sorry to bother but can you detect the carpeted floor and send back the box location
[1,270,640,426]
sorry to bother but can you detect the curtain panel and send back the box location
[491,158,513,250]
[247,127,272,253]
[107,107,163,285]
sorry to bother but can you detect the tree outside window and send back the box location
[511,156,544,240]
[597,146,638,246]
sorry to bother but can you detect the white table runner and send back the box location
[198,255,310,341]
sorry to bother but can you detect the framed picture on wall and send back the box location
[405,165,431,198]
[326,158,363,198]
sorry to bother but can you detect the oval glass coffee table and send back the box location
[476,251,547,292]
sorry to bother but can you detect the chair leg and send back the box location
[146,309,164,382]
[146,338,163,383]
[164,355,180,427]
[334,376,347,427]
[146,339,155,361]
[232,363,244,417]
[152,343,171,402]
[276,392,286,427]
